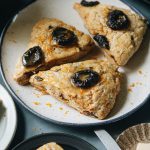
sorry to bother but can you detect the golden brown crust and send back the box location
[30,60,120,119]
[14,18,94,85]
[37,142,63,150]
[74,3,147,66]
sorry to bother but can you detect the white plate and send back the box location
[0,85,17,149]
[0,0,150,126]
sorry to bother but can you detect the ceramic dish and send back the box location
[0,84,17,150]
[0,0,150,126]
[116,123,150,150]
[12,133,96,150]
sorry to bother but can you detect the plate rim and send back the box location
[0,84,17,150]
[12,132,97,150]
[0,1,150,127]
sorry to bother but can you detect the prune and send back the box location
[52,27,77,46]
[71,70,99,89]
[81,0,99,7]
[93,34,110,49]
[22,46,43,67]
[107,10,130,30]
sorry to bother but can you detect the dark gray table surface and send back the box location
[0,0,150,150]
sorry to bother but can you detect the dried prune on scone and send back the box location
[14,18,94,85]
[93,34,110,49]
[107,10,130,30]
[52,27,77,46]
[22,46,43,67]
[71,70,99,89]
[81,0,99,7]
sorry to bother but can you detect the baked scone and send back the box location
[14,18,94,85]
[74,1,147,65]
[30,60,120,119]
[37,142,63,150]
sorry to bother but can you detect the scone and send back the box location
[74,1,147,65]
[30,60,120,119]
[37,142,63,150]
[14,18,94,85]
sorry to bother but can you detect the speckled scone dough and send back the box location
[74,3,147,66]
[14,18,94,85]
[30,60,120,119]
[37,142,63,150]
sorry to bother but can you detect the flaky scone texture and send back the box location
[74,3,147,66]
[37,142,63,150]
[14,18,94,85]
[30,60,120,119]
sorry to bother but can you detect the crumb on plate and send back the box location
[130,83,135,88]
[138,70,143,75]
[64,111,69,115]
[128,88,132,92]
[59,107,63,110]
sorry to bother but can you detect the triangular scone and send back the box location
[14,18,94,85]
[37,142,63,150]
[30,60,120,119]
[74,2,147,65]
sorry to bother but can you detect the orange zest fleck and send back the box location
[46,102,52,107]
[33,101,40,105]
